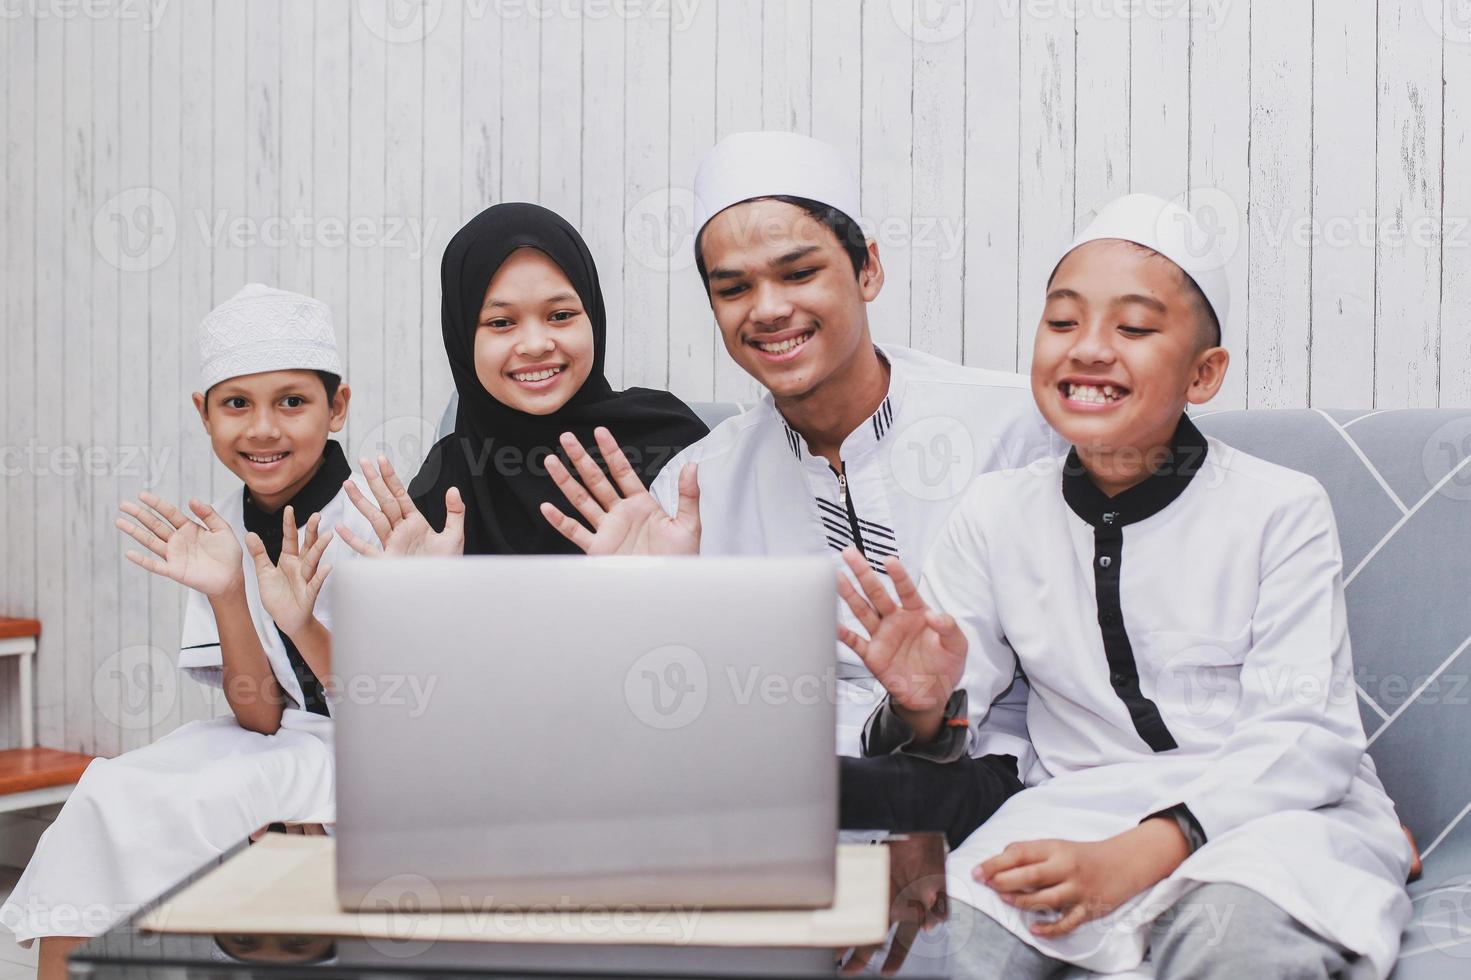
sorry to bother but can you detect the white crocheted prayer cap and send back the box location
[693,131,862,236]
[198,284,343,390]
[1060,193,1231,329]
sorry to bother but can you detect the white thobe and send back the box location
[2,470,377,945]
[922,417,1411,977]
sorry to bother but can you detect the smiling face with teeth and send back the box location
[1032,239,1229,494]
[698,198,885,406]
[473,247,596,416]
[192,369,351,513]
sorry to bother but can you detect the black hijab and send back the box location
[409,203,709,555]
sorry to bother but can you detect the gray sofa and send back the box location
[1195,408,1471,979]
[439,397,1471,975]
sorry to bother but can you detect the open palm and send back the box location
[248,507,334,635]
[835,548,967,712]
[116,492,244,597]
[540,427,700,557]
[337,456,465,558]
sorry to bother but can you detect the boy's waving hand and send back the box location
[835,547,967,744]
[116,491,244,597]
[247,506,334,636]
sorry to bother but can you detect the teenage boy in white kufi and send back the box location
[539,131,1064,846]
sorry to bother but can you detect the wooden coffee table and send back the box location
[70,832,952,978]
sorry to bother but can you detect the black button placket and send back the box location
[1062,415,1209,755]
[1092,511,1178,752]
[242,441,351,718]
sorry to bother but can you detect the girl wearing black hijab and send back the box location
[338,203,708,556]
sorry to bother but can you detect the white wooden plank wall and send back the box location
[1,0,1468,755]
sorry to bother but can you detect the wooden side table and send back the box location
[0,617,41,749]
[0,617,95,812]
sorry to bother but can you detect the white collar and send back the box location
[762,345,905,463]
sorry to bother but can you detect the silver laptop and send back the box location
[331,556,837,912]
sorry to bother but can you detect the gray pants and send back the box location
[948,883,1355,979]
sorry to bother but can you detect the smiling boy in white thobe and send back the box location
[2,285,378,979]
[839,194,1412,978]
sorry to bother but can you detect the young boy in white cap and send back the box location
[839,194,1412,978]
[2,284,378,978]
[539,131,1062,845]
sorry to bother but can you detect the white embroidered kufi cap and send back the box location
[693,131,862,237]
[1059,193,1231,330]
[198,284,343,390]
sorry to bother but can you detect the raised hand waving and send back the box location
[116,491,245,597]
[539,427,700,556]
[336,456,466,558]
[835,547,967,716]
[247,506,334,636]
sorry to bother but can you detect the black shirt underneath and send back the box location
[240,440,351,716]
